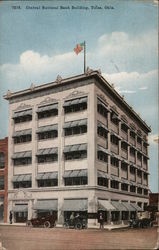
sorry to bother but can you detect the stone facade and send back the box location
[4,70,151,225]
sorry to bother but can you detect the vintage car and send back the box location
[129,211,154,228]
[26,214,56,228]
[63,216,87,229]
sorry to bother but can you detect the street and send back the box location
[0,225,158,250]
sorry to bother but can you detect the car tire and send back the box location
[63,222,69,229]
[26,221,32,227]
[44,221,51,228]
[138,222,143,228]
[149,221,153,227]
[75,222,82,230]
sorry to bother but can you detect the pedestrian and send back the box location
[99,212,104,229]
[9,211,13,224]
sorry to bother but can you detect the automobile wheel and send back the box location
[138,222,143,228]
[149,222,153,227]
[75,222,82,230]
[63,222,69,229]
[44,221,51,228]
[26,221,32,227]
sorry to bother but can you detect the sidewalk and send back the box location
[0,222,129,230]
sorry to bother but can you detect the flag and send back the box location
[74,42,84,55]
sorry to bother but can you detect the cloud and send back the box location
[148,134,159,145]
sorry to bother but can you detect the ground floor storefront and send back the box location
[7,188,148,226]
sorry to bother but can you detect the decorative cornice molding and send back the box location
[38,96,58,106]
[13,189,32,200]
[65,90,86,100]
[15,103,32,111]
[55,75,62,84]
[30,83,35,91]
[85,67,93,76]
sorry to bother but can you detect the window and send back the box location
[111,157,119,167]
[13,181,31,189]
[38,179,58,187]
[64,177,87,186]
[37,154,58,163]
[137,187,142,194]
[97,126,107,139]
[13,158,32,166]
[144,189,148,196]
[122,211,129,220]
[97,100,108,118]
[98,151,108,163]
[64,98,87,114]
[98,177,108,187]
[14,135,32,144]
[130,131,135,139]
[111,135,118,145]
[65,151,87,160]
[0,153,5,169]
[65,126,87,136]
[0,176,4,190]
[121,142,128,151]
[121,162,127,171]
[137,137,142,144]
[144,173,148,180]
[130,186,136,193]
[110,113,119,125]
[137,152,142,161]
[121,123,128,133]
[143,157,147,165]
[121,183,128,191]
[130,166,136,174]
[130,147,135,156]
[38,131,58,140]
[137,170,142,177]
[14,115,32,124]
[38,109,58,119]
[111,180,119,189]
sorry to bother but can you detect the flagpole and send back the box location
[84,41,86,73]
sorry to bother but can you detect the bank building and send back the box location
[4,69,151,226]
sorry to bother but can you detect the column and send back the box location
[57,196,64,225]
[59,100,64,187]
[32,105,37,189]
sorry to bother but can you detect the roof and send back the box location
[3,70,151,132]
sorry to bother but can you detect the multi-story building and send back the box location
[0,137,8,223]
[4,69,151,225]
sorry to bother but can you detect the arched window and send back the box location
[0,153,5,169]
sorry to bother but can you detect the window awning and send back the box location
[12,109,32,118]
[110,175,120,182]
[12,151,32,159]
[98,200,116,211]
[63,119,87,129]
[12,174,32,182]
[111,201,128,211]
[63,97,87,107]
[63,169,87,178]
[33,200,58,211]
[121,178,130,185]
[36,147,58,156]
[36,172,58,180]
[13,205,28,212]
[36,124,58,133]
[97,145,109,155]
[97,99,109,111]
[62,199,88,211]
[97,121,109,131]
[12,129,32,137]
[37,103,58,113]
[110,131,122,140]
[130,203,143,211]
[97,171,109,179]
[63,144,87,153]
[122,202,136,211]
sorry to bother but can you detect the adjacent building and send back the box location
[0,137,8,223]
[4,69,151,225]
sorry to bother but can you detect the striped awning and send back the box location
[63,169,87,178]
[111,201,128,211]
[12,129,32,137]
[12,174,32,182]
[110,175,120,182]
[63,119,87,129]
[63,96,87,107]
[97,145,109,154]
[63,144,87,153]
[37,103,58,113]
[13,204,28,212]
[97,171,109,179]
[130,203,143,211]
[121,178,130,185]
[36,172,58,180]
[33,199,58,211]
[36,148,58,156]
[122,202,136,211]
[36,124,58,133]
[97,121,109,131]
[62,199,88,211]
[98,200,116,211]
[12,151,32,159]
[12,109,32,118]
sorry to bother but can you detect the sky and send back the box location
[0,0,158,192]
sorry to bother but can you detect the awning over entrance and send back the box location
[98,200,116,211]
[62,199,88,211]
[122,202,136,211]
[37,103,58,113]
[33,200,58,211]
[130,203,143,211]
[111,201,128,211]
[36,172,58,180]
[13,205,28,212]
